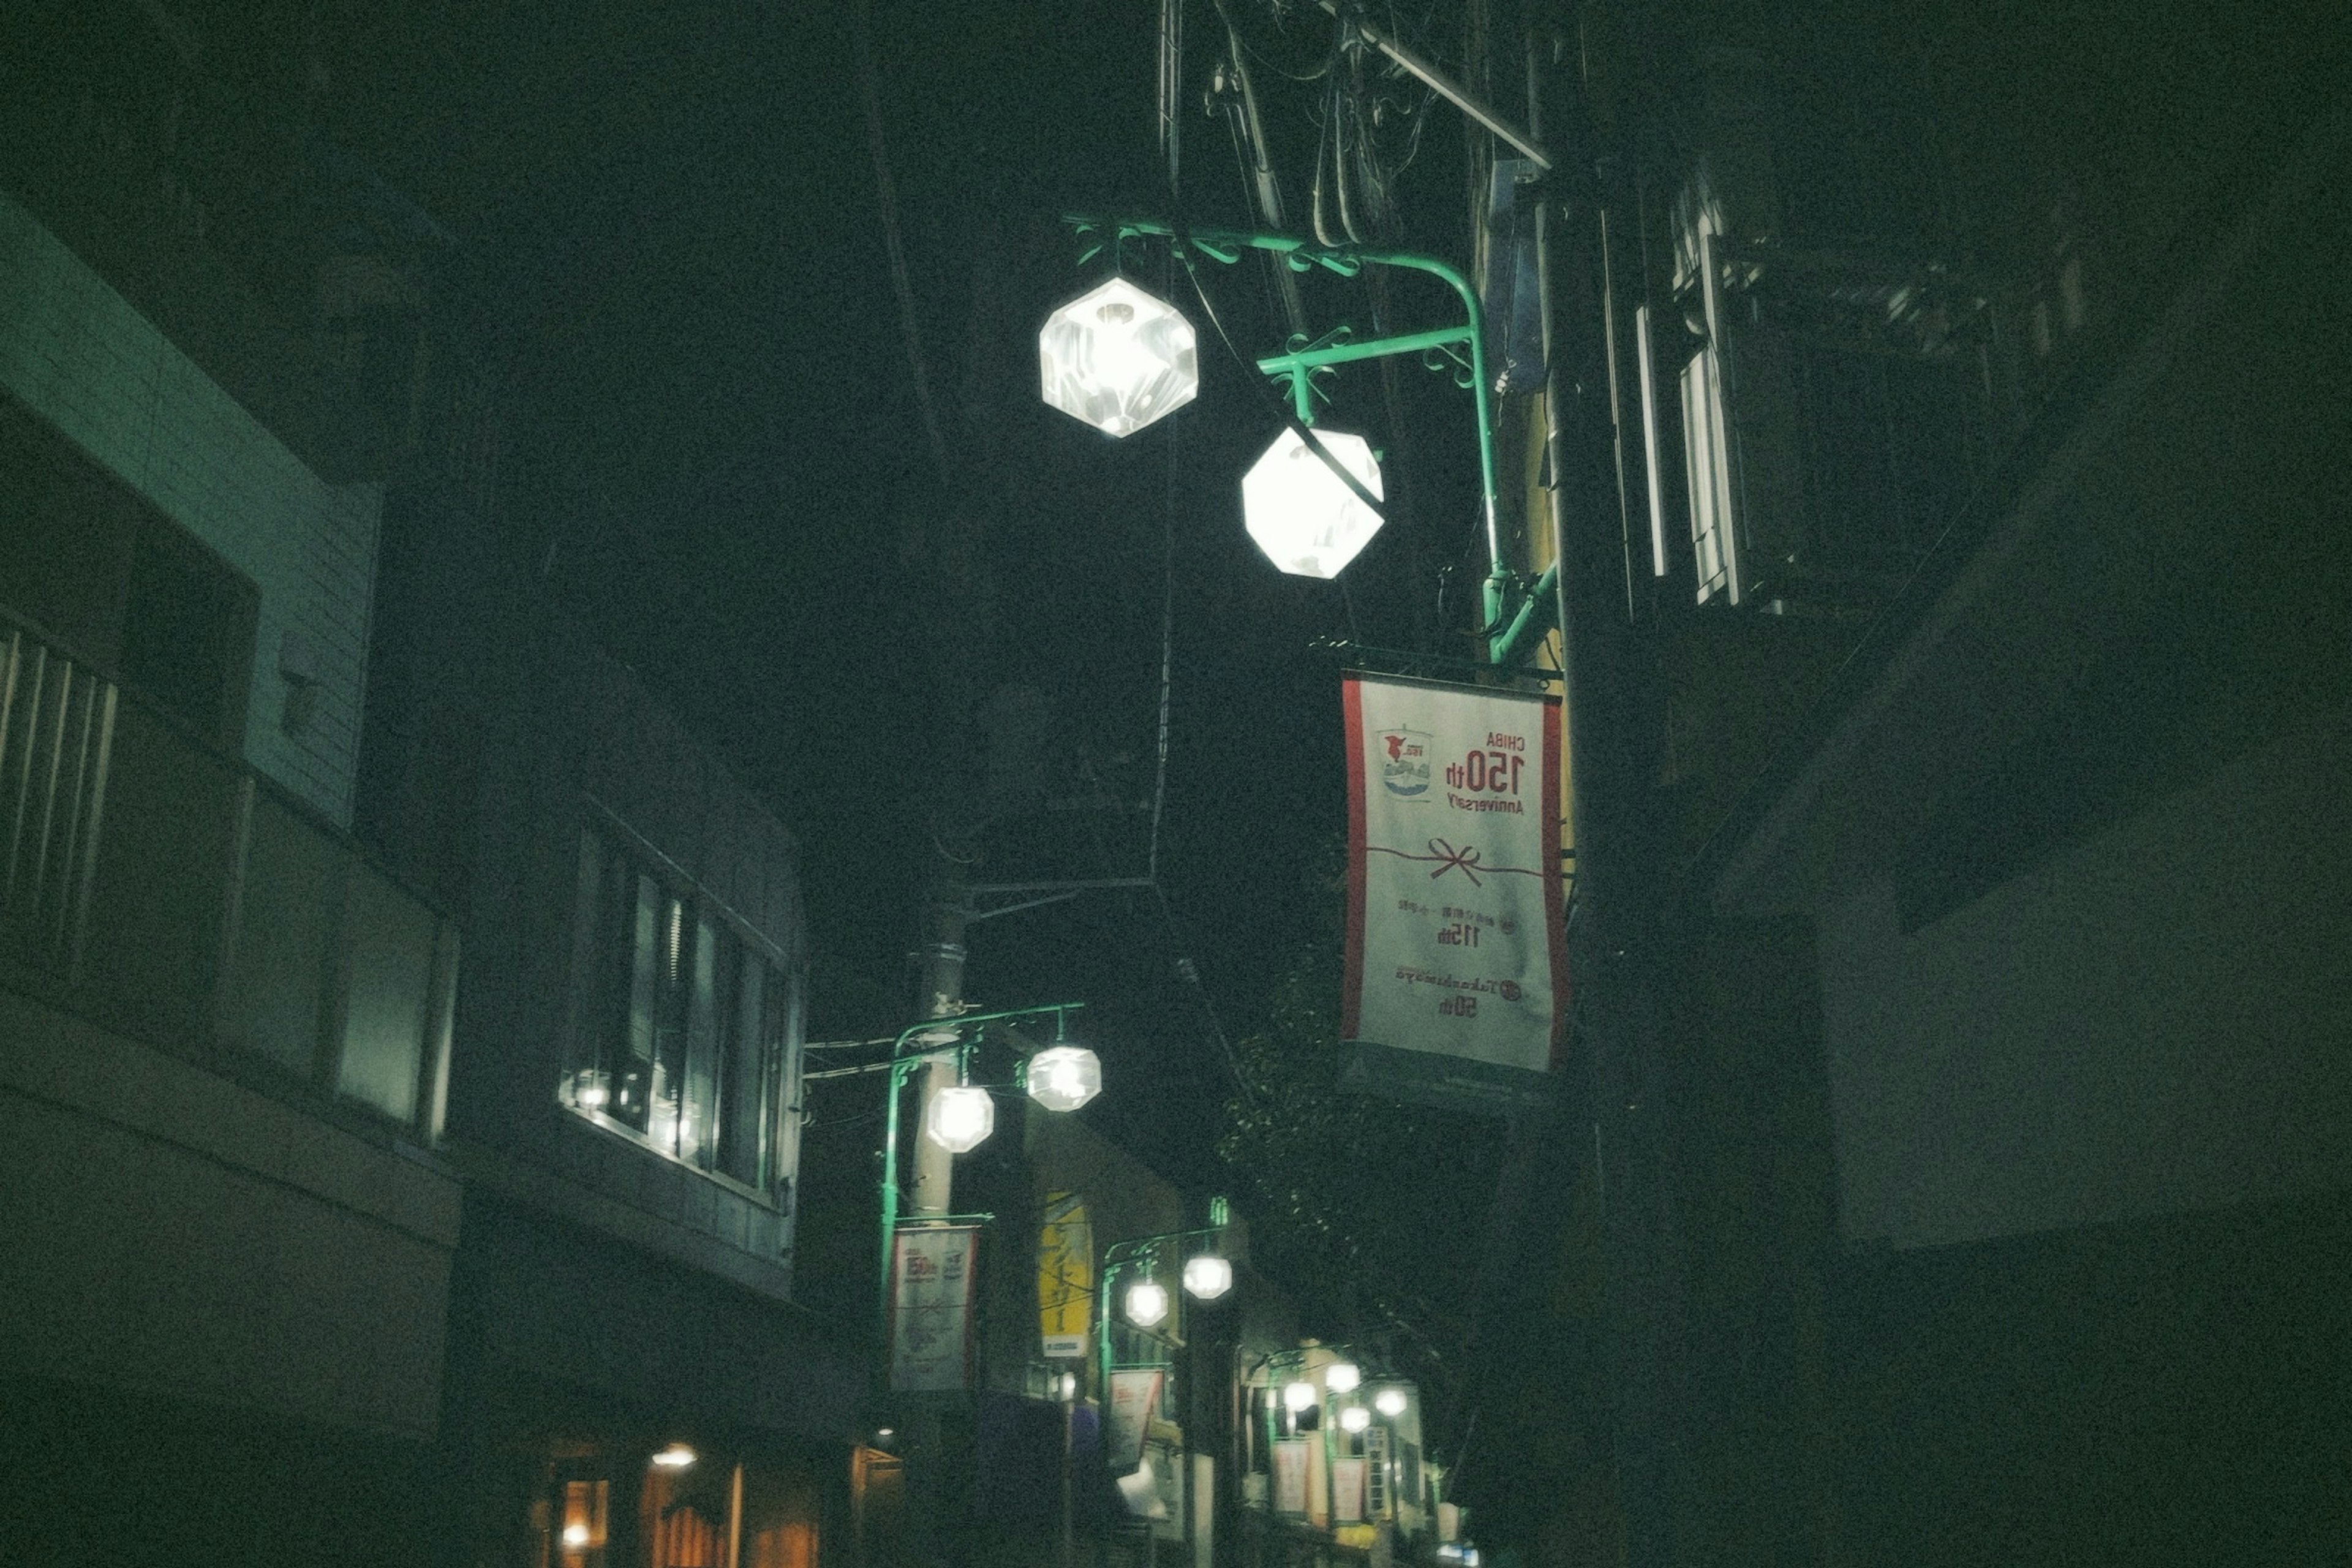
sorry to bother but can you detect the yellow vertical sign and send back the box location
[1036,1191,1093,1357]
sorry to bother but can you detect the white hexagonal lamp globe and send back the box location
[1338,1405,1371,1434]
[1125,1279,1171,1328]
[1025,1045,1102,1114]
[1182,1253,1234,1301]
[1039,277,1199,438]
[924,1085,996,1154]
[1281,1380,1318,1414]
[1241,426,1385,579]
[1323,1360,1362,1393]
[1374,1387,1409,1419]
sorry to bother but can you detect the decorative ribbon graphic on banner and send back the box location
[1366,837,1556,886]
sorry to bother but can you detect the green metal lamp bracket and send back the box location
[875,1000,1088,1317]
[1065,213,1529,664]
[1095,1217,1238,1381]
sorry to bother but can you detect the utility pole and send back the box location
[1523,20,1678,1568]
[893,834,978,1568]
[906,878,972,1221]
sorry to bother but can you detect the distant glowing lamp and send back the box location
[651,1444,697,1469]
[562,1523,591,1550]
[1283,1380,1317,1414]
[1040,277,1199,438]
[924,1085,996,1153]
[1025,1046,1103,1112]
[1374,1387,1409,1418]
[1182,1253,1234,1301]
[1125,1279,1170,1327]
[1324,1361,1362,1393]
[1241,426,1384,579]
[1339,1404,1371,1433]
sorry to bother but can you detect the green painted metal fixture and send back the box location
[1095,1214,1237,1393]
[875,1001,1088,1317]
[1065,215,1528,662]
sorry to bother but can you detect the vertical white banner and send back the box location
[1342,674,1566,1112]
[1106,1368,1166,1471]
[889,1224,979,1392]
[1330,1457,1368,1524]
[1271,1438,1310,1515]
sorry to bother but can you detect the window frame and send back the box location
[559,800,793,1207]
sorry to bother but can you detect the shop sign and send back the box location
[1036,1191,1093,1358]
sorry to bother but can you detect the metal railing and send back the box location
[0,611,457,1140]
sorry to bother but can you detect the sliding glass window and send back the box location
[565,827,788,1194]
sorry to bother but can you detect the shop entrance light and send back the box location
[1024,1045,1102,1112]
[1040,277,1199,438]
[1241,427,1385,579]
[1125,1278,1170,1327]
[1181,1253,1233,1301]
[924,1085,996,1153]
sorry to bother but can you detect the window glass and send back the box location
[223,790,339,1076]
[682,914,722,1166]
[557,1477,608,1567]
[619,869,660,1133]
[720,960,772,1188]
[333,861,434,1123]
[565,827,787,1194]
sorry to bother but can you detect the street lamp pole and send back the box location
[1096,1212,1238,1568]
[875,1000,1089,1319]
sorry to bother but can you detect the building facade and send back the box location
[1456,1,2352,1563]
[0,11,461,1558]
[2,6,867,1563]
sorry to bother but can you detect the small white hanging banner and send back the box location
[1106,1368,1166,1471]
[889,1224,980,1392]
[1341,673,1567,1114]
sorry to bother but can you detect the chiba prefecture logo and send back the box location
[1378,726,1431,797]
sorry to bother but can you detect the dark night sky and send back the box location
[317,0,1488,1186]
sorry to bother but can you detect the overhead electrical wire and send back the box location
[1208,0,1332,82]
[850,0,950,491]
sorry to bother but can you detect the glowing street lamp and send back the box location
[1283,1379,1318,1414]
[1181,1253,1233,1301]
[1323,1360,1362,1394]
[924,1084,996,1154]
[651,1443,697,1469]
[1374,1387,1409,1418]
[1024,1044,1102,1112]
[1241,426,1385,579]
[1058,217,1552,658]
[1125,1278,1171,1328]
[1040,276,1199,438]
[1338,1404,1371,1434]
[875,1003,1088,1342]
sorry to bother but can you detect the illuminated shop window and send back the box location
[564,827,790,1192]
